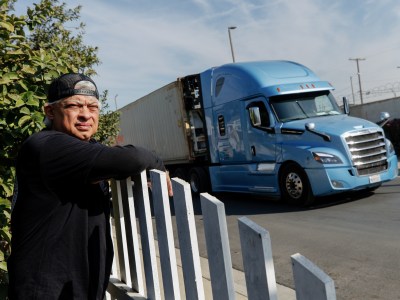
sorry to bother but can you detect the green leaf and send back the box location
[19,81,29,91]
[0,227,11,243]
[0,261,7,272]
[0,72,19,85]
[32,111,45,122]
[18,115,31,127]
[0,21,14,32]
[20,107,31,115]
[9,34,26,40]
[2,210,11,220]
[7,49,25,55]
[7,94,19,102]
[26,97,40,106]
[0,183,12,196]
[21,65,36,75]
[15,98,24,107]
[0,198,11,207]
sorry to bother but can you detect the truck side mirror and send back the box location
[305,122,315,130]
[377,112,390,127]
[249,107,262,127]
[380,112,390,121]
[343,97,349,115]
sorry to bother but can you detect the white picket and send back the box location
[200,193,236,300]
[110,179,131,286]
[150,170,181,300]
[238,216,278,300]
[291,253,336,300]
[123,178,145,294]
[171,177,205,300]
[106,170,336,300]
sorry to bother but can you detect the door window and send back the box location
[247,101,270,129]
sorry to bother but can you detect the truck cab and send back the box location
[197,60,398,205]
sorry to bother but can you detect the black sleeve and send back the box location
[87,144,166,182]
[34,131,165,185]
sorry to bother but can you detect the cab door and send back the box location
[243,98,278,193]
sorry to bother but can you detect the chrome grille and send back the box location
[344,129,388,176]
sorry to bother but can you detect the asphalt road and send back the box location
[189,177,400,300]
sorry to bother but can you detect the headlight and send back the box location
[386,139,395,154]
[312,152,343,164]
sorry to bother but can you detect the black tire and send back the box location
[279,162,314,206]
[188,167,210,194]
[172,167,187,181]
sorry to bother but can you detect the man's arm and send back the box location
[89,144,173,196]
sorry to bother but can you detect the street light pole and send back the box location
[349,57,366,104]
[228,26,237,63]
[114,94,118,111]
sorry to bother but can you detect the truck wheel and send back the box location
[279,163,314,206]
[189,167,209,194]
[172,168,187,181]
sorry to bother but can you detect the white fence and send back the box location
[106,170,336,300]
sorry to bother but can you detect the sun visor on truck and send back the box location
[262,81,335,97]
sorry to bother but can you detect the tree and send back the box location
[0,0,119,295]
[26,0,99,75]
[93,90,121,146]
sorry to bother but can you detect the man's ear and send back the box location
[44,104,55,120]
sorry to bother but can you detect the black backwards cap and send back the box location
[47,73,99,103]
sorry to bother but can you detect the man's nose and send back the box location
[78,105,92,118]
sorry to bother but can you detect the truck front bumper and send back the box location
[305,155,398,197]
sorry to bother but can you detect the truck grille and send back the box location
[344,129,388,176]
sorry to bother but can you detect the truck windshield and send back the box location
[269,91,342,123]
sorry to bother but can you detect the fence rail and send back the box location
[106,170,336,300]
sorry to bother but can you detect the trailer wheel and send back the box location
[189,167,209,194]
[279,162,314,206]
[172,168,187,181]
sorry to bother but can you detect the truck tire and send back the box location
[188,167,209,194]
[172,168,187,181]
[279,162,314,206]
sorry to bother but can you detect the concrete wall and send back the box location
[348,97,400,122]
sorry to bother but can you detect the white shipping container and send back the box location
[118,81,192,164]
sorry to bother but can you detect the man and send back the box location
[7,73,172,299]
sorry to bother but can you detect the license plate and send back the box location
[369,174,381,183]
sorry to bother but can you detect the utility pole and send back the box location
[349,58,366,104]
[350,76,355,104]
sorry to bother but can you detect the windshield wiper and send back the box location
[295,101,309,118]
[285,116,307,122]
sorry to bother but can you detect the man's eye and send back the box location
[65,104,79,109]
[88,105,99,111]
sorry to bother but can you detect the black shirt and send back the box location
[8,130,165,299]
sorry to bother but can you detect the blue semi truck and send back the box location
[118,60,398,205]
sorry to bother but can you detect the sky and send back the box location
[14,0,400,110]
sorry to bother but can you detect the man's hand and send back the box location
[166,171,173,197]
[147,170,173,197]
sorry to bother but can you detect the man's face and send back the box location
[44,95,100,141]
